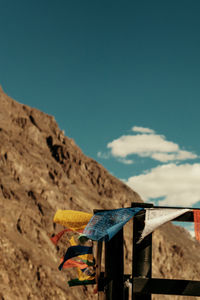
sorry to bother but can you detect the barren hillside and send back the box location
[0,87,200,300]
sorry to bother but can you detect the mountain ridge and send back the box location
[1,87,200,300]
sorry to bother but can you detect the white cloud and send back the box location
[97,151,110,159]
[117,158,134,165]
[132,126,155,134]
[107,127,197,162]
[126,163,200,207]
[108,134,179,157]
[151,150,197,162]
[97,151,134,164]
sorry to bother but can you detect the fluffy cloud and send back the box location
[107,134,179,157]
[126,163,200,207]
[107,127,197,162]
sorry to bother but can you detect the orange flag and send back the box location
[51,229,72,245]
[60,258,88,270]
[193,210,200,241]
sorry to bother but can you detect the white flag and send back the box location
[138,208,190,242]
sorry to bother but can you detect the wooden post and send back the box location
[105,228,124,300]
[96,241,105,300]
[132,203,153,300]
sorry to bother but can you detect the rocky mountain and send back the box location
[0,87,200,300]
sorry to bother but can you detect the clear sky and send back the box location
[1,1,200,215]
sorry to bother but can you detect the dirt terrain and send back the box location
[0,86,200,300]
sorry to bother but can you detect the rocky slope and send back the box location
[0,87,200,300]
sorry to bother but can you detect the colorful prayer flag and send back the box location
[58,245,93,270]
[51,229,72,245]
[68,278,96,287]
[68,236,95,265]
[83,207,143,241]
[77,267,95,281]
[61,258,88,270]
[193,210,200,241]
[53,210,92,231]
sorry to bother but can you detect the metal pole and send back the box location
[132,203,153,300]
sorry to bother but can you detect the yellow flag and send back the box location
[77,267,95,281]
[53,209,92,231]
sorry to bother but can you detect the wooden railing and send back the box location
[96,203,200,300]
[132,203,200,299]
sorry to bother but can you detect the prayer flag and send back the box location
[77,267,95,281]
[61,258,88,270]
[193,210,200,241]
[138,208,190,242]
[83,207,143,241]
[68,278,96,287]
[69,236,95,265]
[59,245,93,270]
[53,210,92,231]
[51,229,72,245]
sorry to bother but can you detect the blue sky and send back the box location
[1,0,200,213]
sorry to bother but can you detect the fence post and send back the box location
[105,228,124,300]
[96,241,105,300]
[132,203,153,300]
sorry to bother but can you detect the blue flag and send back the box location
[83,207,143,241]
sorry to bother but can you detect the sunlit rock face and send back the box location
[0,87,200,300]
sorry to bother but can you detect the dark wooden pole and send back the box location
[105,228,124,300]
[132,203,153,300]
[96,241,105,300]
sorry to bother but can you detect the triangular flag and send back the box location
[138,208,190,242]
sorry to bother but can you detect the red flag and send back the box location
[51,229,72,245]
[51,228,84,245]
